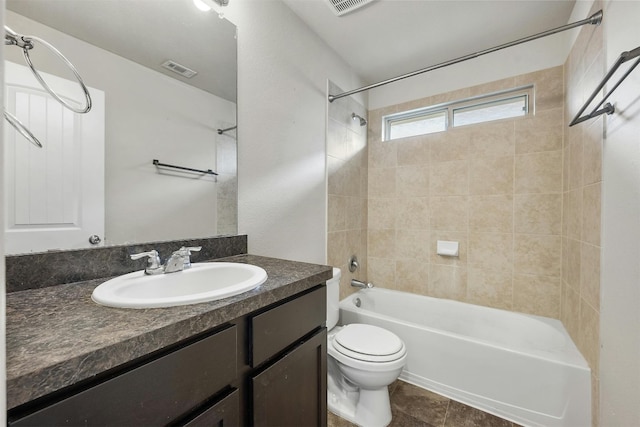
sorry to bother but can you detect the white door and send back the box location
[4,60,105,254]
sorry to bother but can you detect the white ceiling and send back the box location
[6,0,238,102]
[283,0,576,86]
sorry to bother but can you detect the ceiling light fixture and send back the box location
[192,0,229,12]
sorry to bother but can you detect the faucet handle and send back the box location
[177,246,202,269]
[130,250,163,275]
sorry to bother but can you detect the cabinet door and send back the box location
[252,328,327,427]
[183,389,240,427]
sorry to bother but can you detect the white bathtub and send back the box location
[339,288,591,427]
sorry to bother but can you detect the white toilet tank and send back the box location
[327,268,341,330]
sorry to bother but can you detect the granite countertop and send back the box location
[6,254,332,410]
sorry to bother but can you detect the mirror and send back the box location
[4,0,238,255]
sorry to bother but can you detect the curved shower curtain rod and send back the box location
[328,10,603,102]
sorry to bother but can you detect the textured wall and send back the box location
[599,0,640,425]
[366,67,564,318]
[562,2,603,425]
[327,82,368,299]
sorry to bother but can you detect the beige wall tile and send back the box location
[562,284,580,342]
[368,167,396,196]
[583,183,601,246]
[395,259,429,295]
[367,257,396,288]
[428,264,467,300]
[514,234,561,276]
[469,156,514,195]
[579,300,600,375]
[469,195,513,233]
[466,268,513,310]
[369,139,397,169]
[328,195,347,232]
[469,77,517,97]
[468,232,513,272]
[368,229,395,258]
[396,229,429,260]
[430,196,468,231]
[514,193,562,235]
[396,197,430,230]
[562,144,570,192]
[327,119,348,159]
[513,274,561,318]
[430,160,469,196]
[583,117,603,185]
[521,67,564,111]
[515,108,563,154]
[566,189,583,240]
[431,128,470,162]
[468,121,515,159]
[581,243,601,311]
[346,197,366,230]
[569,138,584,191]
[328,156,346,196]
[397,165,430,197]
[397,135,431,166]
[327,231,347,268]
[368,198,396,230]
[566,238,581,292]
[515,151,562,194]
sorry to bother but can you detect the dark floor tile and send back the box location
[389,406,436,427]
[327,410,358,427]
[390,381,450,427]
[443,400,513,427]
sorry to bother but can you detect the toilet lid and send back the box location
[334,324,404,360]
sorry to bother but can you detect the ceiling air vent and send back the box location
[325,0,376,16]
[161,60,198,78]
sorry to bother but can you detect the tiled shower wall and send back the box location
[327,82,368,299]
[366,67,565,318]
[562,2,603,424]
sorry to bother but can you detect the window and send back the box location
[386,109,446,140]
[383,86,532,141]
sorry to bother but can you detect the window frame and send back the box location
[382,85,533,142]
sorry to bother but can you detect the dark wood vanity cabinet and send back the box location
[8,285,327,427]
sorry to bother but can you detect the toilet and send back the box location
[326,268,407,427]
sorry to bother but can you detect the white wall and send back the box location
[222,0,365,264]
[1,1,7,422]
[367,17,576,110]
[5,11,236,247]
[600,1,640,424]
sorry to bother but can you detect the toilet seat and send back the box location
[333,324,405,363]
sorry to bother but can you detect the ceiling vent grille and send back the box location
[161,60,198,78]
[325,0,376,16]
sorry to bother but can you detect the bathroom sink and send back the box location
[92,262,268,309]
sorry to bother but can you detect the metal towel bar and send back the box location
[152,159,218,176]
[569,46,640,126]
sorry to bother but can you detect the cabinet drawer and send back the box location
[183,388,240,427]
[251,286,325,367]
[10,325,237,427]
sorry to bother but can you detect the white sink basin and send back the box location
[92,262,268,309]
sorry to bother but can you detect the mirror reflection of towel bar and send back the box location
[152,159,218,176]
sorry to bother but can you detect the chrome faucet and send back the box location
[130,246,202,275]
[351,279,374,289]
[163,246,202,273]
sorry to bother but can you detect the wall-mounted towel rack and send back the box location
[569,46,640,126]
[153,159,218,176]
[217,125,237,135]
[4,26,93,147]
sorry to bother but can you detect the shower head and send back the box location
[352,112,367,127]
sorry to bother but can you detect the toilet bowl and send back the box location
[326,268,407,427]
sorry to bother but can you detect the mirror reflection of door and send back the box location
[4,60,105,254]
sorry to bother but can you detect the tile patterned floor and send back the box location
[328,380,521,427]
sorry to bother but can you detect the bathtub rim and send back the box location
[339,287,590,370]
